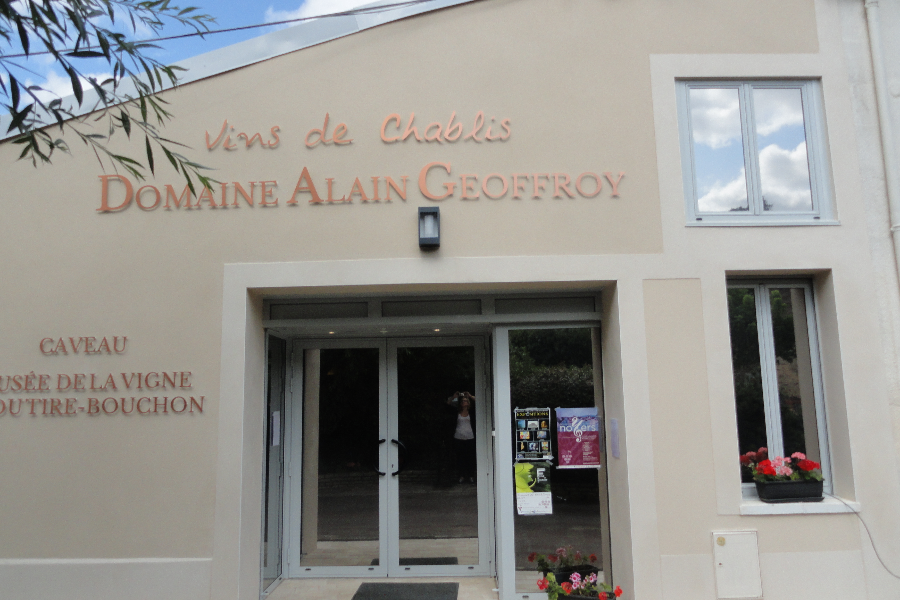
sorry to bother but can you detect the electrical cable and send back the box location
[823,493,900,580]
[0,0,443,60]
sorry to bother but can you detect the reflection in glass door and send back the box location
[390,341,489,575]
[295,345,385,573]
[285,338,492,578]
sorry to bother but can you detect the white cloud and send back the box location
[690,88,742,150]
[758,142,812,210]
[753,88,804,137]
[265,0,374,23]
[696,142,812,212]
[697,167,748,213]
[25,70,113,105]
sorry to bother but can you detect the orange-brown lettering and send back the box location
[460,174,480,200]
[576,172,602,198]
[532,173,550,199]
[288,168,323,204]
[553,173,575,199]
[164,184,194,210]
[385,176,408,202]
[348,178,369,203]
[98,175,133,212]
[205,120,228,150]
[444,112,463,142]
[604,171,625,196]
[381,114,401,142]
[326,179,347,203]
[260,181,278,206]
[464,111,485,142]
[512,174,529,199]
[232,182,255,207]
[402,113,422,142]
[482,174,508,199]
[419,162,455,201]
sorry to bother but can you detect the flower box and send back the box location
[755,479,823,503]
[549,564,600,584]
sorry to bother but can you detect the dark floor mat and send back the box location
[352,582,459,600]
[369,556,459,566]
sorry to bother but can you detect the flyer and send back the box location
[514,407,552,461]
[514,461,553,515]
[555,407,602,468]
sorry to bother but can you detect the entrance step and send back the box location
[266,577,499,600]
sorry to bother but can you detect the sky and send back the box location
[1,0,376,102]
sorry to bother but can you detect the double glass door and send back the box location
[284,337,492,578]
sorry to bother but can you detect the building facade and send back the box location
[2,1,900,599]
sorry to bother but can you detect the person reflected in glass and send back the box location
[447,391,476,484]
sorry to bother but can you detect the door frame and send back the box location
[281,335,495,579]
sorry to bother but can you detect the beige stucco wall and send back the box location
[2,0,900,599]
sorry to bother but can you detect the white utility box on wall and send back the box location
[712,530,763,599]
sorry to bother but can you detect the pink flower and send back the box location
[557,547,567,558]
[775,465,793,477]
[772,456,784,467]
[570,573,581,585]
[791,452,806,460]
[588,573,598,584]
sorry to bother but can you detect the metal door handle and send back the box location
[391,439,407,476]
[373,439,386,476]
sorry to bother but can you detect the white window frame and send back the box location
[678,80,835,226]
[726,280,832,496]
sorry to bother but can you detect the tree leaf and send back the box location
[68,68,83,104]
[120,110,131,136]
[145,135,154,174]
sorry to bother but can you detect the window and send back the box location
[678,81,832,225]
[726,281,831,489]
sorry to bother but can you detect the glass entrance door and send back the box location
[285,337,492,578]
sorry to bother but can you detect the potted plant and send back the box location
[536,571,623,600]
[739,447,824,503]
[527,546,599,583]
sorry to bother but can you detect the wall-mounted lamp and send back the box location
[418,207,440,249]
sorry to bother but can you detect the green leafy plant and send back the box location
[1,0,215,192]
[536,571,623,600]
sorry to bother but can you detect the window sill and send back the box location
[740,496,860,515]
[686,219,840,227]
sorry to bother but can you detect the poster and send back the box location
[555,407,602,469]
[514,407,553,461]
[515,461,553,515]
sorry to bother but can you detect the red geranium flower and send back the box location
[589,553,598,562]
[598,593,608,600]
[739,454,753,466]
[548,554,558,563]
[798,459,820,471]
[537,578,548,591]
[527,552,537,562]
[614,585,623,597]
[560,582,573,594]
[757,447,768,461]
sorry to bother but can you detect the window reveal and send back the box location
[726,282,830,486]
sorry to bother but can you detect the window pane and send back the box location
[768,288,820,461]
[753,88,813,212]
[689,88,749,213]
[727,288,767,482]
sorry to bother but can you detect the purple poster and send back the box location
[555,407,602,469]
